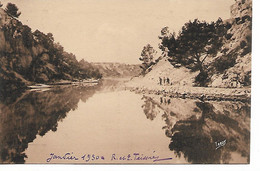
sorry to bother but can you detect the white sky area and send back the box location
[2,0,234,64]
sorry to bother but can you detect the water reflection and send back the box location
[0,84,101,163]
[141,95,250,163]
[141,96,163,121]
[0,80,250,164]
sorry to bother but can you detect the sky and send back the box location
[2,0,234,64]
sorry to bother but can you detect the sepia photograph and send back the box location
[0,0,252,165]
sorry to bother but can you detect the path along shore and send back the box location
[125,81,251,102]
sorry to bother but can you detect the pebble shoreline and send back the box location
[126,85,251,103]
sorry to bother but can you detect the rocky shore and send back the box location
[125,82,250,102]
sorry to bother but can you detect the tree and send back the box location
[176,19,225,85]
[159,27,175,54]
[5,3,21,18]
[139,44,157,72]
[158,27,183,63]
[21,25,33,48]
[160,19,226,71]
[33,30,54,49]
[178,19,225,72]
[158,19,226,85]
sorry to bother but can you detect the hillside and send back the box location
[0,7,101,93]
[129,57,198,87]
[126,0,251,101]
[128,0,251,90]
[91,62,141,78]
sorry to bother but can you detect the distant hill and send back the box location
[91,62,141,78]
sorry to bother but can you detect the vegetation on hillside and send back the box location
[139,0,251,87]
[158,18,229,86]
[5,3,21,18]
[0,3,102,93]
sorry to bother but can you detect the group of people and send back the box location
[159,77,172,86]
[160,97,171,105]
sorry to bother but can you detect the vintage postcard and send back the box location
[0,0,251,164]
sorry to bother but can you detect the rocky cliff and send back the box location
[209,0,252,88]
[0,7,101,93]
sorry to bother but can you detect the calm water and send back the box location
[0,79,250,164]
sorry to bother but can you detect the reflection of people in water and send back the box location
[167,78,170,85]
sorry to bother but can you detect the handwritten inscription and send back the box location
[46,153,105,163]
[111,151,166,162]
[46,152,79,162]
[81,154,105,162]
[46,151,172,163]
[215,139,226,150]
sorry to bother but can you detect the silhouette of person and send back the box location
[167,78,170,85]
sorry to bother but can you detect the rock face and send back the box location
[92,62,141,78]
[0,7,100,93]
[209,0,252,88]
[230,0,252,18]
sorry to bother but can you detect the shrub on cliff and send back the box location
[33,30,54,50]
[21,25,34,48]
[5,3,21,18]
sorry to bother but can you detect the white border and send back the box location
[1,0,260,170]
